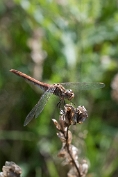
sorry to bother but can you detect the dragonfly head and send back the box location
[65,89,74,100]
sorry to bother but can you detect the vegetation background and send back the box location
[0,0,118,176]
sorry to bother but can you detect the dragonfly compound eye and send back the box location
[66,89,74,100]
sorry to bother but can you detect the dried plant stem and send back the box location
[52,104,88,177]
[65,127,81,177]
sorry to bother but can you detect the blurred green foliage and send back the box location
[0,0,118,177]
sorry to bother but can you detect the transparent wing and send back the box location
[60,82,105,90]
[24,88,55,126]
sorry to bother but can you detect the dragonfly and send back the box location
[10,69,105,126]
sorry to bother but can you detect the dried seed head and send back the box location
[79,159,88,177]
[1,161,22,177]
[57,132,66,143]
[52,119,61,130]
[76,106,88,124]
[63,104,88,125]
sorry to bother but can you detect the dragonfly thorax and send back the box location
[53,84,74,100]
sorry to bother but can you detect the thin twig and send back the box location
[65,127,81,177]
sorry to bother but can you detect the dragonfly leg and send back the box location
[57,99,65,109]
[57,100,61,109]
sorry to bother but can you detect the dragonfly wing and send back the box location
[24,88,55,126]
[60,82,105,90]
